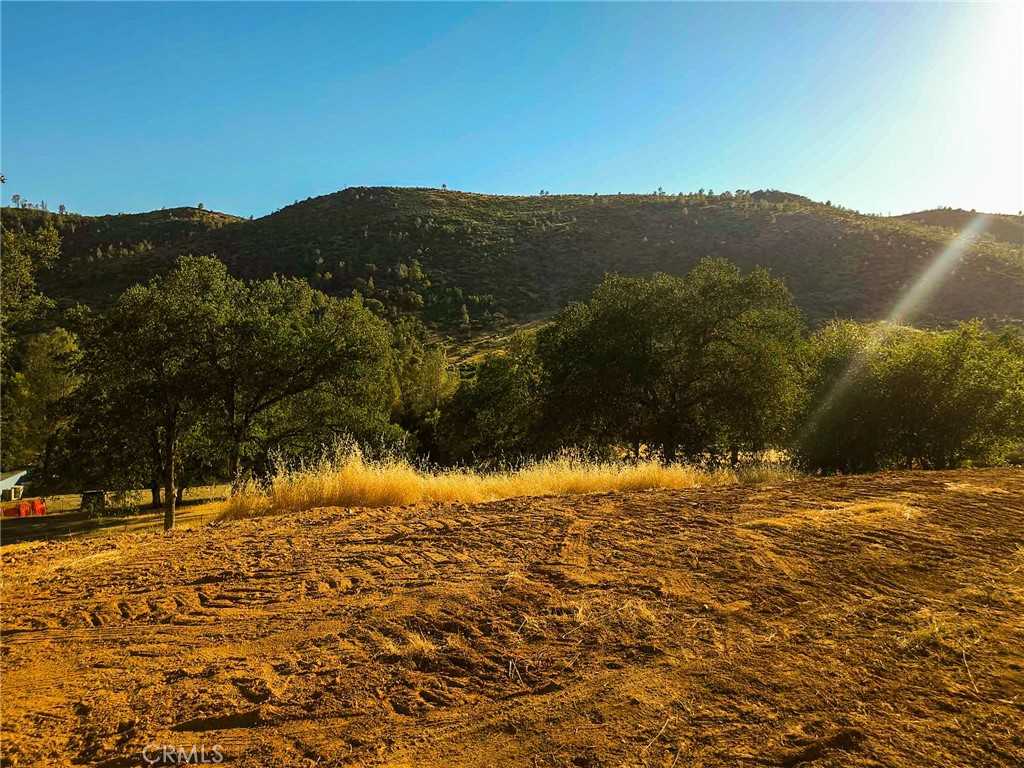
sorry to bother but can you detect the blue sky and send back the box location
[2,2,1020,217]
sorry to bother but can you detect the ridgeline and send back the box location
[5,188,1022,332]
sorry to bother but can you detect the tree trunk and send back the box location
[662,440,677,464]
[176,481,185,505]
[150,432,163,508]
[228,418,249,490]
[730,445,740,467]
[228,440,241,490]
[227,392,243,490]
[163,428,176,531]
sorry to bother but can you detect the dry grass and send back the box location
[896,609,980,657]
[221,448,795,521]
[735,462,802,485]
[741,500,921,531]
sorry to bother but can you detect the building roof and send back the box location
[0,470,29,491]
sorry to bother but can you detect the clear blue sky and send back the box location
[2,2,1020,217]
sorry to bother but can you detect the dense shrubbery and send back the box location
[795,321,1024,472]
[442,272,1023,472]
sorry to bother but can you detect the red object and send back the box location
[1,499,47,517]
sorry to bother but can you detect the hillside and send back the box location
[5,189,1023,330]
[2,469,1022,766]
[4,206,244,315]
[895,208,1023,246]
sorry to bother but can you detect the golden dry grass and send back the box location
[740,500,921,531]
[220,449,795,520]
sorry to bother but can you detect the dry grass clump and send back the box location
[735,462,802,485]
[896,609,980,658]
[399,631,439,666]
[741,500,920,531]
[221,447,796,521]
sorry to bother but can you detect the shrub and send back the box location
[795,321,1024,471]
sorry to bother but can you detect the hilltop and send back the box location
[895,208,1023,245]
[5,189,1022,331]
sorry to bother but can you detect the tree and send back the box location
[391,317,458,454]
[1,222,62,467]
[208,274,395,483]
[73,257,236,528]
[438,333,543,464]
[794,321,1024,472]
[917,323,1024,466]
[68,257,399,525]
[0,329,80,472]
[792,321,888,472]
[1,222,60,372]
[536,260,805,462]
[49,361,156,498]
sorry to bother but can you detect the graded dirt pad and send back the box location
[2,470,1022,767]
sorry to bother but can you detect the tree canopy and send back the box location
[64,256,395,527]
[536,260,805,462]
[795,321,1024,472]
[7,248,1021,526]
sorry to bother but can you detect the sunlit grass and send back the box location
[221,447,797,521]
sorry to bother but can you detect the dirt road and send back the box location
[2,470,1022,766]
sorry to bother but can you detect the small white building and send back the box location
[0,470,28,501]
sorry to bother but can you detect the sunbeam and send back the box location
[887,215,991,324]
[798,214,991,442]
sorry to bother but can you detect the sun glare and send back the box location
[957,4,1023,212]
[887,215,990,325]
[799,214,990,439]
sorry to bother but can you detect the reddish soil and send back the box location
[2,469,1022,767]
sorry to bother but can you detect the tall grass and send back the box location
[221,446,797,521]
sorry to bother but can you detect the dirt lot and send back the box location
[2,469,1022,767]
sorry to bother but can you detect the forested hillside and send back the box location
[4,188,1022,332]
[2,197,1022,503]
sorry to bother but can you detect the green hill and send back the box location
[5,188,1022,331]
[6,206,244,315]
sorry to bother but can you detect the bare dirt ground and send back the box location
[2,469,1022,767]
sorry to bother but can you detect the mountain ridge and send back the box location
[5,187,1022,332]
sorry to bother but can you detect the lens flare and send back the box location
[887,215,991,325]
[798,215,990,442]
